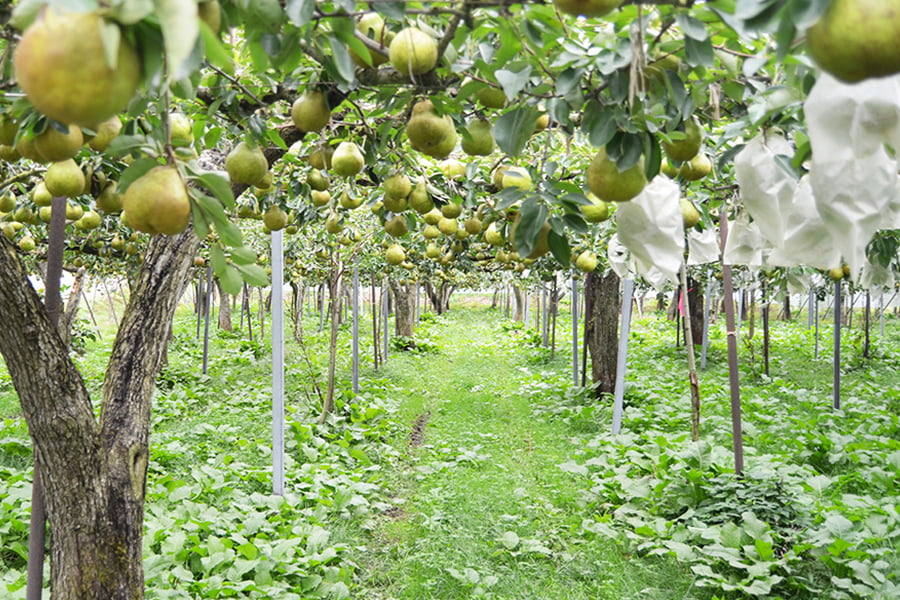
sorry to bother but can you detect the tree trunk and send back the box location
[215,277,233,331]
[687,277,704,347]
[0,229,199,599]
[424,280,452,314]
[60,267,87,348]
[512,284,525,322]
[584,270,620,397]
[782,281,791,321]
[390,280,416,337]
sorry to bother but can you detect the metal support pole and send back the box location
[571,276,579,387]
[833,280,841,410]
[815,288,820,360]
[881,291,886,336]
[271,231,285,495]
[808,287,814,329]
[611,279,634,435]
[351,266,359,394]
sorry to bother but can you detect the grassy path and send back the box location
[357,306,696,600]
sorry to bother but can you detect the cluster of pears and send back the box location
[349,12,439,76]
[660,116,711,182]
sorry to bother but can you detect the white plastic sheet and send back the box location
[722,213,765,267]
[687,228,720,265]
[805,73,900,277]
[734,134,795,248]
[767,175,841,270]
[607,234,669,290]
[614,176,684,286]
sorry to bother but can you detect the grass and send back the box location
[1,287,899,598]
[356,307,700,600]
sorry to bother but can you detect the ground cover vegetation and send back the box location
[2,294,898,599]
[3,0,900,598]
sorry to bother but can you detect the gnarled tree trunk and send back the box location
[0,229,199,599]
[584,269,620,397]
[390,280,416,337]
[215,277,233,331]
[512,284,525,322]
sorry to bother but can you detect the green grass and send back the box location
[2,291,899,598]
[355,307,701,600]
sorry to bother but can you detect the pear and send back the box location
[75,210,101,230]
[325,213,344,234]
[14,10,141,128]
[438,217,459,236]
[476,87,507,109]
[45,159,86,197]
[226,141,268,185]
[0,145,20,162]
[439,159,466,180]
[464,216,483,235]
[406,100,457,159]
[441,202,462,218]
[0,114,17,146]
[263,205,288,231]
[122,166,191,235]
[331,141,365,177]
[65,202,84,221]
[19,235,36,252]
[425,243,441,258]
[384,213,408,237]
[510,216,551,259]
[580,193,610,223]
[34,125,83,162]
[96,182,123,213]
[340,190,363,209]
[408,178,434,214]
[552,0,623,18]
[383,194,408,213]
[423,224,441,239]
[307,169,330,191]
[386,243,406,265]
[311,190,331,207]
[32,182,53,207]
[383,173,412,201]
[681,198,700,228]
[679,153,712,181]
[483,223,505,246]
[389,27,438,76]
[575,250,598,272]
[291,90,331,133]
[88,116,123,152]
[0,191,15,213]
[461,119,495,156]
[662,116,703,163]
[350,13,394,67]
[500,166,533,191]
[308,146,333,170]
[198,0,222,35]
[168,113,194,145]
[807,0,900,83]
[586,147,647,202]
[423,208,442,225]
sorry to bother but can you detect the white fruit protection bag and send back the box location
[613,176,684,287]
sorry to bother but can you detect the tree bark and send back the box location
[424,280,453,314]
[390,280,416,337]
[584,270,620,397]
[512,284,525,322]
[0,229,199,599]
[215,277,233,332]
[687,277,704,347]
[60,267,87,348]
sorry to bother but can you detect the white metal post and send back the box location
[271,230,285,496]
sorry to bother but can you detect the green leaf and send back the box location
[230,247,258,265]
[494,106,540,157]
[676,13,709,41]
[548,229,570,267]
[685,37,715,69]
[499,531,520,549]
[209,244,226,275]
[235,263,270,287]
[495,66,533,101]
[285,0,316,27]
[512,197,547,258]
[199,22,234,72]
[374,1,406,20]
[219,264,243,296]
[154,0,200,80]
[328,35,357,87]
[117,158,159,192]
[193,172,234,209]
[108,0,154,24]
